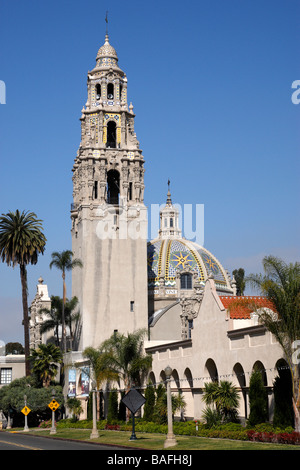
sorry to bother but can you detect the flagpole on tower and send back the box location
[105,11,109,35]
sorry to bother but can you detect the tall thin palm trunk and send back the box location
[62,272,67,353]
[20,263,30,376]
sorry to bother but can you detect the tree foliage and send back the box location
[248,369,268,426]
[152,385,186,424]
[0,210,46,375]
[5,342,24,355]
[202,380,240,425]
[99,329,152,391]
[0,376,63,427]
[107,389,119,423]
[232,268,246,296]
[66,397,83,421]
[49,250,82,352]
[40,295,80,348]
[143,383,156,422]
[246,255,300,431]
[29,343,62,388]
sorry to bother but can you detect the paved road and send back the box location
[0,431,129,451]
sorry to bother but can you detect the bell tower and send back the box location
[71,33,148,350]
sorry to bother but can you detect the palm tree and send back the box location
[245,255,300,431]
[29,343,62,388]
[99,329,152,420]
[64,296,80,350]
[40,296,80,349]
[49,250,82,352]
[0,210,46,376]
[39,296,63,346]
[202,380,240,423]
[83,346,119,420]
[100,329,152,392]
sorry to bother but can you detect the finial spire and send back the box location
[166,179,172,205]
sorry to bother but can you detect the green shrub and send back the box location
[143,384,156,422]
[248,370,268,426]
[107,389,118,423]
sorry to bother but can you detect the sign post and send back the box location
[48,391,59,435]
[21,395,31,432]
[121,388,146,441]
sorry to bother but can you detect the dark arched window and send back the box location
[107,83,114,99]
[95,84,101,100]
[180,273,192,289]
[106,121,116,148]
[107,170,120,205]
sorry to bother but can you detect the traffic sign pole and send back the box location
[49,391,59,435]
[130,412,137,441]
[50,408,56,435]
[23,395,29,432]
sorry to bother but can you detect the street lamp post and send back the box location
[23,395,29,432]
[164,365,177,448]
[50,389,57,435]
[90,381,99,439]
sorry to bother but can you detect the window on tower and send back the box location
[94,181,98,199]
[129,182,133,201]
[107,169,120,205]
[188,319,193,339]
[106,121,116,148]
[96,84,101,100]
[107,83,114,99]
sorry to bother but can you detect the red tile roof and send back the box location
[219,296,276,319]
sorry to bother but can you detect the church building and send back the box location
[29,33,287,422]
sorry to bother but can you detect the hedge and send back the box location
[55,419,299,444]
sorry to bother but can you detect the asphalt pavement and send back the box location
[0,430,129,451]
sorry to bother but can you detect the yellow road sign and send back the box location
[48,399,59,411]
[21,406,31,416]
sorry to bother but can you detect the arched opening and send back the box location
[274,359,294,427]
[107,170,120,205]
[95,84,101,100]
[160,370,166,384]
[106,121,116,148]
[184,368,193,389]
[204,358,218,383]
[233,363,247,419]
[252,360,267,386]
[148,371,156,387]
[171,369,180,389]
[233,363,246,388]
[180,273,192,290]
[107,83,114,99]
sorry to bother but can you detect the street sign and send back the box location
[121,388,146,414]
[121,389,146,441]
[48,399,60,411]
[21,406,31,416]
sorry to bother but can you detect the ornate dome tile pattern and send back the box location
[147,237,232,293]
[165,240,205,283]
[97,34,118,60]
[147,240,164,282]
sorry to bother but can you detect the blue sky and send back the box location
[0,0,299,344]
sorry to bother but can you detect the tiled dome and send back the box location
[96,34,118,60]
[147,237,233,294]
